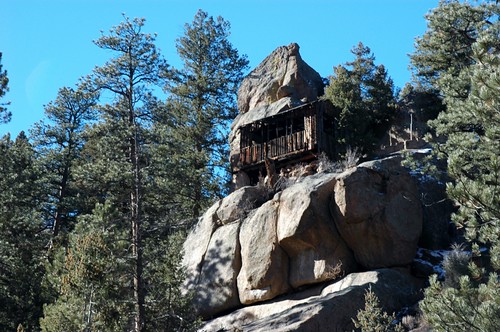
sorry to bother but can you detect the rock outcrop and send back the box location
[237,42,324,115]
[182,156,423,319]
[195,222,241,317]
[180,42,453,330]
[238,198,290,305]
[217,186,269,225]
[200,268,422,332]
[277,174,356,288]
[229,43,325,168]
[332,158,423,268]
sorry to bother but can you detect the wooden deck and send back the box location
[233,100,336,173]
[239,130,312,166]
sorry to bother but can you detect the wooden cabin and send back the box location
[231,100,337,182]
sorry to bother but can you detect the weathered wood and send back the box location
[237,101,336,169]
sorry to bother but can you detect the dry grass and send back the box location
[323,261,344,280]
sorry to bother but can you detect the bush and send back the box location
[317,147,361,174]
[442,244,471,288]
[353,288,404,332]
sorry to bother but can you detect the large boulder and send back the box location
[237,42,324,115]
[238,197,290,304]
[200,269,422,332]
[331,157,423,269]
[217,186,269,225]
[193,222,242,318]
[277,173,357,288]
[182,201,220,290]
[182,156,424,319]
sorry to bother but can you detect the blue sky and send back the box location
[1,0,438,137]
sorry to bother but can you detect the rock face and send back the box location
[332,158,423,269]
[180,42,444,329]
[182,201,220,290]
[189,221,242,318]
[217,186,269,225]
[237,43,324,115]
[277,174,356,288]
[229,43,324,167]
[238,198,290,304]
[182,156,423,319]
[200,268,422,332]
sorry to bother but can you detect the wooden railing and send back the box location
[239,130,311,166]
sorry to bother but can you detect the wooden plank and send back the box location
[245,147,250,164]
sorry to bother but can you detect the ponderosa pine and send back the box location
[166,9,249,219]
[0,133,48,330]
[31,84,98,244]
[323,42,396,156]
[41,16,171,331]
[411,1,500,330]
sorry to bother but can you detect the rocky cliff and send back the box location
[181,43,452,331]
[182,157,424,328]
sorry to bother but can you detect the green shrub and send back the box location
[353,288,404,332]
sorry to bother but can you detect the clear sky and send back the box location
[1,0,438,137]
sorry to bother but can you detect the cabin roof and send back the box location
[239,100,319,130]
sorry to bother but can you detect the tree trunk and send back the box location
[52,137,74,239]
[193,149,202,219]
[52,166,69,238]
[132,187,144,332]
[130,109,145,332]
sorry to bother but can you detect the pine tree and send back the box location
[398,83,444,125]
[41,16,200,331]
[0,132,48,330]
[432,20,500,272]
[411,1,500,330]
[410,0,496,92]
[353,288,404,332]
[31,84,98,244]
[41,11,247,331]
[0,52,11,123]
[324,42,396,156]
[90,16,169,331]
[324,64,365,150]
[420,274,500,331]
[167,9,249,219]
[41,204,135,331]
[40,16,167,331]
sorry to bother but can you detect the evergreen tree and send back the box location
[353,288,403,332]
[41,204,136,331]
[398,83,444,125]
[411,1,500,329]
[324,42,396,155]
[167,9,248,219]
[41,16,198,331]
[0,52,11,123]
[90,16,168,331]
[410,0,497,93]
[421,274,500,331]
[324,64,365,150]
[0,132,48,331]
[31,84,98,244]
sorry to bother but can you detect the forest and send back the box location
[0,1,499,331]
